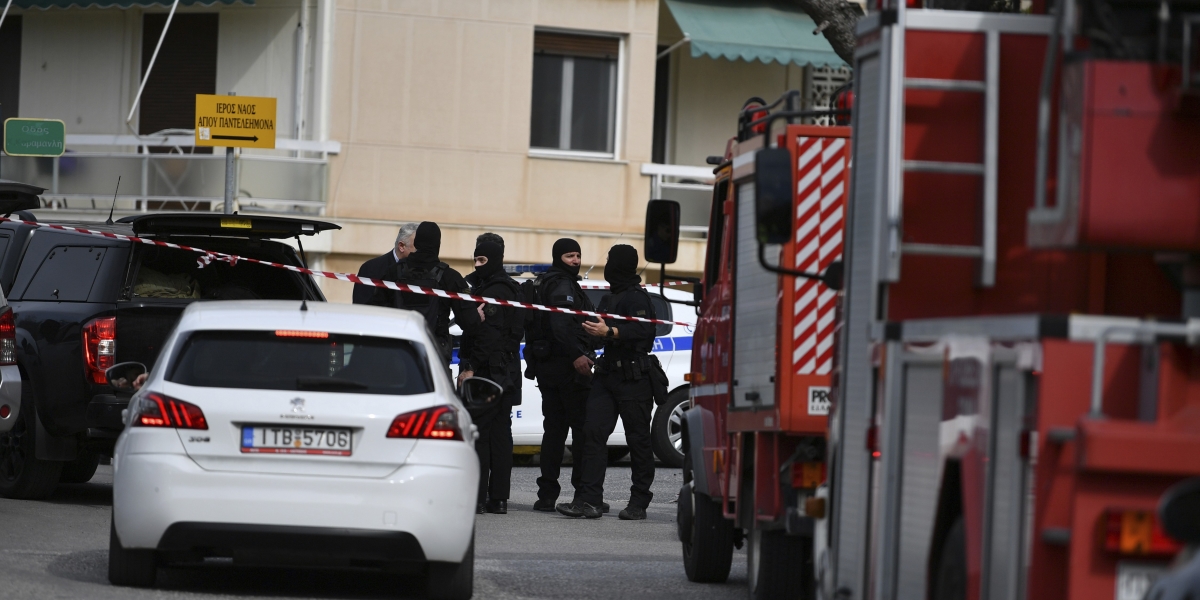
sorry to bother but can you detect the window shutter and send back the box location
[139,14,219,140]
[534,32,619,60]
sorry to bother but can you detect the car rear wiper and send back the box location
[296,377,369,391]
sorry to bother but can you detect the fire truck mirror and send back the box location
[1159,476,1200,543]
[644,199,681,264]
[755,147,794,245]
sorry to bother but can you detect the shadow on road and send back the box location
[45,481,113,507]
[48,549,431,598]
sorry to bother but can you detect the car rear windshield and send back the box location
[167,331,434,395]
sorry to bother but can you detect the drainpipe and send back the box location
[293,0,309,156]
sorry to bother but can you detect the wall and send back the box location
[18,10,136,132]
[217,0,308,151]
[322,0,685,292]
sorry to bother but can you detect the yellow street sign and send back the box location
[194,94,276,149]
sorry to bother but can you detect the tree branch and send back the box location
[788,0,863,66]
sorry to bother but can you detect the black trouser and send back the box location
[578,372,655,510]
[535,373,590,503]
[474,390,515,504]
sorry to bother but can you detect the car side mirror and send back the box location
[459,376,504,409]
[106,361,148,394]
[1159,476,1200,543]
[644,199,681,265]
[693,284,705,305]
[755,147,794,245]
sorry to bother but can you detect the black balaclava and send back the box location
[604,244,641,293]
[551,238,582,277]
[409,221,441,266]
[473,241,504,282]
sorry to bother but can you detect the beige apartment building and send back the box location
[0,0,846,302]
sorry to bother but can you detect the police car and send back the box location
[452,265,695,468]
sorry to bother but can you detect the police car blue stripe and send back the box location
[452,336,693,365]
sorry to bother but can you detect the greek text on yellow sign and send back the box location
[194,94,276,150]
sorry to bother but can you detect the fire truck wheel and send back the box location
[0,380,63,500]
[681,485,734,583]
[748,524,814,600]
[932,517,966,600]
[651,387,688,468]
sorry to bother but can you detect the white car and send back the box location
[109,301,479,600]
[453,276,696,467]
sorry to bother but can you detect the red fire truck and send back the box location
[647,0,1200,598]
[644,97,851,598]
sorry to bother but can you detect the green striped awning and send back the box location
[13,0,248,9]
[663,0,845,68]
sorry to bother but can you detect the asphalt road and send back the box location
[0,462,748,599]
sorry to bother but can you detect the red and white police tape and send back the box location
[0,217,693,327]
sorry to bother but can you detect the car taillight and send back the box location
[386,405,462,440]
[0,308,16,366]
[1100,508,1182,556]
[134,392,208,430]
[82,316,116,384]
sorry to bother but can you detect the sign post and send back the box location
[194,94,276,214]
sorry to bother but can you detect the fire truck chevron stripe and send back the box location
[793,134,848,376]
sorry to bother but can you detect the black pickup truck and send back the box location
[0,180,338,499]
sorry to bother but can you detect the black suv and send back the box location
[0,180,338,499]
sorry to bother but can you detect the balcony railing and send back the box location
[0,133,340,216]
[641,163,714,236]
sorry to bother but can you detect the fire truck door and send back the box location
[731,172,777,411]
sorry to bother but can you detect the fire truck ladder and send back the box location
[886,24,1000,287]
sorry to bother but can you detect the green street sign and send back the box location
[3,118,66,157]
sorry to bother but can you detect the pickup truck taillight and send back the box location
[82,316,116,384]
[0,308,16,366]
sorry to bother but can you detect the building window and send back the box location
[530,31,619,155]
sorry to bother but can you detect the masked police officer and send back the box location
[369,221,479,366]
[526,238,607,513]
[457,240,522,515]
[557,244,657,521]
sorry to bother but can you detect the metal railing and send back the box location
[641,163,713,236]
[0,133,340,216]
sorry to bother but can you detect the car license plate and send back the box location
[241,426,352,456]
[1116,561,1167,600]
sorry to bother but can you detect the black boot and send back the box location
[486,499,508,514]
[618,506,647,520]
[555,501,603,519]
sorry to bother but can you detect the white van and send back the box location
[452,273,695,467]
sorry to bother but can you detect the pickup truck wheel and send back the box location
[681,452,733,583]
[651,388,687,468]
[0,382,63,499]
[108,517,158,587]
[60,450,100,484]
